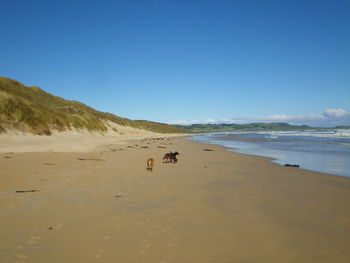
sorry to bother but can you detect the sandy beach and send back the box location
[1,136,350,263]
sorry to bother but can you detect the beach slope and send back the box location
[1,137,349,262]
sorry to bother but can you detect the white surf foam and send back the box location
[216,129,350,139]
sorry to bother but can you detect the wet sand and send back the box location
[1,137,350,262]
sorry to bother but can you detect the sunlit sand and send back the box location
[1,136,349,262]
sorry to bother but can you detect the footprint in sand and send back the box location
[57,213,67,218]
[16,254,28,260]
[94,248,104,259]
[162,226,172,232]
[30,236,42,240]
[53,223,64,229]
[26,236,42,245]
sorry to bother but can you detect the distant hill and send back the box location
[0,76,186,135]
[176,123,313,133]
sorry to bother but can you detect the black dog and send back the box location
[162,151,179,163]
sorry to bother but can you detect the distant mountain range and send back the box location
[0,76,186,135]
[176,123,348,133]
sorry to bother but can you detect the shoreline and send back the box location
[197,140,345,179]
[189,136,350,180]
[190,133,350,178]
[1,136,350,262]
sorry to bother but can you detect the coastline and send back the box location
[1,136,350,262]
[190,133,350,178]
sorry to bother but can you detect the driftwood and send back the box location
[284,164,300,168]
[77,158,104,161]
[203,149,214,151]
[15,190,39,193]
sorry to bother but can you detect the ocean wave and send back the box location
[215,129,350,139]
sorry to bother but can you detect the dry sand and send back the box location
[1,136,350,262]
[0,123,182,153]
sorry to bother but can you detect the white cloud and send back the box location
[167,108,350,127]
[324,108,349,118]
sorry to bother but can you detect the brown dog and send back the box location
[146,158,154,171]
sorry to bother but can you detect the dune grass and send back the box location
[0,77,185,135]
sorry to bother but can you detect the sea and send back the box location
[190,129,350,178]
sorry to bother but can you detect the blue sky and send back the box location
[1,0,349,127]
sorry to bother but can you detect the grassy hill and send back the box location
[0,76,185,135]
[176,123,312,133]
